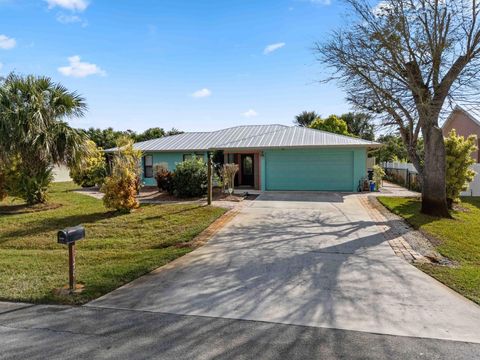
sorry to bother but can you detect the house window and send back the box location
[183,153,204,161]
[144,155,153,178]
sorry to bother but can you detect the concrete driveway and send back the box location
[88,192,480,343]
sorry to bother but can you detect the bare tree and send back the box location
[316,0,480,217]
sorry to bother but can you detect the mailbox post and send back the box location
[57,225,85,293]
[68,242,76,290]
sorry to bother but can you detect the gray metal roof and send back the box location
[214,126,380,149]
[127,125,287,152]
[106,124,379,152]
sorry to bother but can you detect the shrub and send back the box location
[3,156,53,205]
[172,158,208,198]
[70,140,107,187]
[445,130,477,208]
[155,164,174,194]
[101,137,142,212]
[221,163,239,194]
[102,168,139,212]
[373,165,385,191]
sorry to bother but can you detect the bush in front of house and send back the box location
[172,158,208,198]
[155,164,174,194]
[221,163,239,194]
[372,165,385,191]
[70,140,107,187]
[101,136,142,212]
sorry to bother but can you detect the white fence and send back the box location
[382,162,480,197]
[462,164,480,196]
[383,162,418,173]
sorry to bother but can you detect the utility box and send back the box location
[58,225,85,245]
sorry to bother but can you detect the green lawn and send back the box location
[0,182,226,304]
[378,196,480,304]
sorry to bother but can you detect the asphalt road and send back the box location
[1,303,480,360]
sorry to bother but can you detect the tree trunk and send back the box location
[421,125,451,218]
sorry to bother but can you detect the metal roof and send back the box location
[106,124,379,152]
[214,126,380,149]
[126,125,287,152]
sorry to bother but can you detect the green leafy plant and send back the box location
[172,158,208,198]
[0,73,89,205]
[70,140,107,187]
[372,165,386,191]
[101,137,142,212]
[154,164,174,194]
[294,111,320,127]
[445,130,477,209]
[222,163,239,195]
[309,115,352,136]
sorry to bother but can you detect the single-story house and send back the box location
[442,104,480,162]
[121,124,380,192]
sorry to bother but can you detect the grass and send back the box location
[0,182,226,304]
[378,196,480,304]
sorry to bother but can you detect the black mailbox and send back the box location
[58,225,86,245]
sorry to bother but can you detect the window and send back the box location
[144,155,153,178]
[183,153,204,161]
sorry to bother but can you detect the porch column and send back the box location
[207,152,213,205]
[260,152,266,191]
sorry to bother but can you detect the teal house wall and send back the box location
[353,148,367,191]
[141,151,208,186]
[142,148,367,191]
[261,148,367,192]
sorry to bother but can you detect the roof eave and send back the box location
[443,105,480,130]
[211,144,382,151]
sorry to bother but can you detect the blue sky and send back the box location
[0,0,355,132]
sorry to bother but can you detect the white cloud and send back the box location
[0,34,16,50]
[56,13,88,26]
[191,88,211,98]
[263,42,285,55]
[58,55,106,78]
[242,109,258,118]
[46,0,89,12]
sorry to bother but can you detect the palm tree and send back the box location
[294,111,319,127]
[0,73,89,204]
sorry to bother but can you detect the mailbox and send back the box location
[57,225,85,245]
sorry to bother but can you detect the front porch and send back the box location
[224,151,262,190]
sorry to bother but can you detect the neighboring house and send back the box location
[442,104,480,162]
[112,124,379,192]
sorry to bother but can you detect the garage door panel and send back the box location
[265,150,353,191]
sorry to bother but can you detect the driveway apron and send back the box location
[87,192,480,343]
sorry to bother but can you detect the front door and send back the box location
[241,154,254,187]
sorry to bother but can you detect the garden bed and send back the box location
[136,186,249,203]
